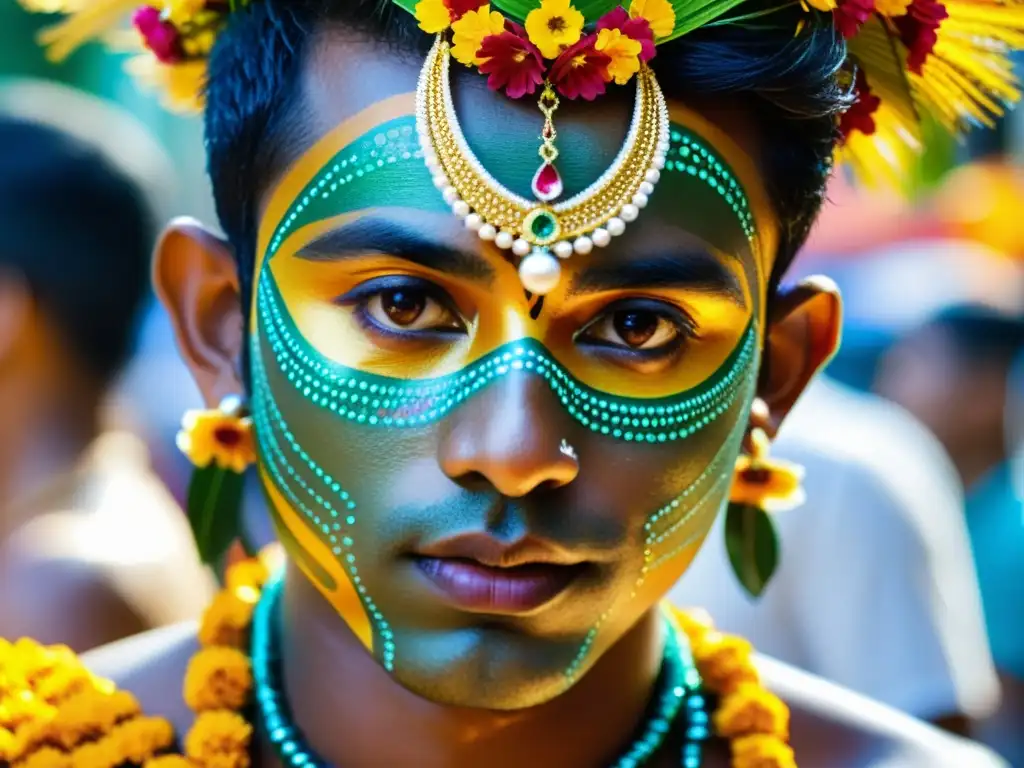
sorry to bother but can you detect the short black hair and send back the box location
[0,116,153,386]
[930,304,1024,368]
[205,0,849,310]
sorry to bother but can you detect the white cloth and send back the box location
[670,377,1001,720]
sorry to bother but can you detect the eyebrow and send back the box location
[569,251,746,306]
[295,216,494,282]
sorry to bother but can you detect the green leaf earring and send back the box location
[725,426,804,598]
[176,395,256,566]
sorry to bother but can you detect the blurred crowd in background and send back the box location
[0,3,1021,765]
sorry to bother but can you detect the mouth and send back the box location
[413,556,589,614]
[410,532,593,615]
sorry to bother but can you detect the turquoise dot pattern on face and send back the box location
[256,270,757,445]
[262,116,756,264]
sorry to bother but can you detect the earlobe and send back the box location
[758,275,843,435]
[154,217,245,407]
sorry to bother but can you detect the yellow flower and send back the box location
[0,726,14,761]
[113,716,176,765]
[874,0,912,14]
[802,0,838,9]
[729,429,804,512]
[50,688,140,749]
[34,664,92,705]
[595,27,642,84]
[629,0,676,39]
[184,710,252,768]
[184,648,252,712]
[525,0,584,59]
[451,6,506,66]
[714,683,790,740]
[71,738,120,768]
[197,591,258,649]
[415,0,453,33]
[126,54,207,114]
[690,632,760,695]
[18,746,71,768]
[225,559,270,593]
[145,757,195,768]
[670,606,715,641]
[0,691,56,732]
[176,407,255,474]
[732,734,797,768]
[164,0,204,26]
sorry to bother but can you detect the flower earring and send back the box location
[725,408,805,598]
[177,395,256,565]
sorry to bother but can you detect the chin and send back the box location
[386,625,586,710]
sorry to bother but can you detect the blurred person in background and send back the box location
[0,112,215,651]
[876,304,1024,765]
[671,372,1000,734]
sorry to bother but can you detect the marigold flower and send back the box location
[732,734,797,768]
[176,409,255,473]
[597,7,656,61]
[0,691,56,732]
[451,6,507,66]
[671,606,716,641]
[714,684,790,740]
[833,0,875,37]
[197,590,258,649]
[184,710,252,768]
[874,0,912,13]
[71,738,120,768]
[691,632,760,695]
[49,689,140,750]
[0,726,14,761]
[629,0,676,38]
[184,648,252,712]
[114,716,176,765]
[34,665,92,705]
[133,6,183,64]
[551,34,611,100]
[18,746,71,768]
[595,28,642,85]
[477,27,546,99]
[525,0,585,59]
[164,0,204,26]
[224,559,270,593]
[415,0,487,32]
[895,0,947,73]
[146,757,195,768]
[839,70,882,139]
[729,429,805,512]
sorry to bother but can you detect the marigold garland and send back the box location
[1,556,795,767]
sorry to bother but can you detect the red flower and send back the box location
[133,6,183,63]
[447,0,489,21]
[839,70,882,139]
[895,0,948,73]
[597,7,656,62]
[833,0,875,38]
[551,34,612,100]
[477,25,546,99]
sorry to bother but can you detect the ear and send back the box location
[758,276,843,436]
[154,217,245,408]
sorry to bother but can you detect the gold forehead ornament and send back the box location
[416,35,670,295]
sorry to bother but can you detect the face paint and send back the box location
[251,98,769,706]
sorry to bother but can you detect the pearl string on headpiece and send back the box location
[416,35,670,295]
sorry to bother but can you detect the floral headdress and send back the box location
[21,0,1024,182]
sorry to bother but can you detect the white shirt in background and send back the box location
[670,377,1001,721]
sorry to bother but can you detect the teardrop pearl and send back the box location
[518,249,561,295]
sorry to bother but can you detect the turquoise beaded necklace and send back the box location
[251,575,711,767]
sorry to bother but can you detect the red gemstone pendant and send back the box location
[532,162,564,203]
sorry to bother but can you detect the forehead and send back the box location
[256,31,779,277]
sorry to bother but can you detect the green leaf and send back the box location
[665,0,751,41]
[491,0,623,23]
[187,465,244,566]
[724,502,780,598]
[391,0,418,15]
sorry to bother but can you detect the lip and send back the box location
[414,556,587,614]
[414,532,586,568]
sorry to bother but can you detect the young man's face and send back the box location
[159,32,839,710]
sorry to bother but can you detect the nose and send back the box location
[438,370,580,497]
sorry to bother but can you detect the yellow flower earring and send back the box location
[177,395,256,566]
[725,402,805,598]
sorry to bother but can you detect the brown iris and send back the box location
[613,310,659,348]
[381,289,426,326]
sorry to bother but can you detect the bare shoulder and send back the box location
[81,622,199,735]
[759,655,1007,767]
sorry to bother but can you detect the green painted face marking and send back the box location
[263,117,756,265]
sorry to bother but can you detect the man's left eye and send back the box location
[579,304,694,352]
[364,287,461,332]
